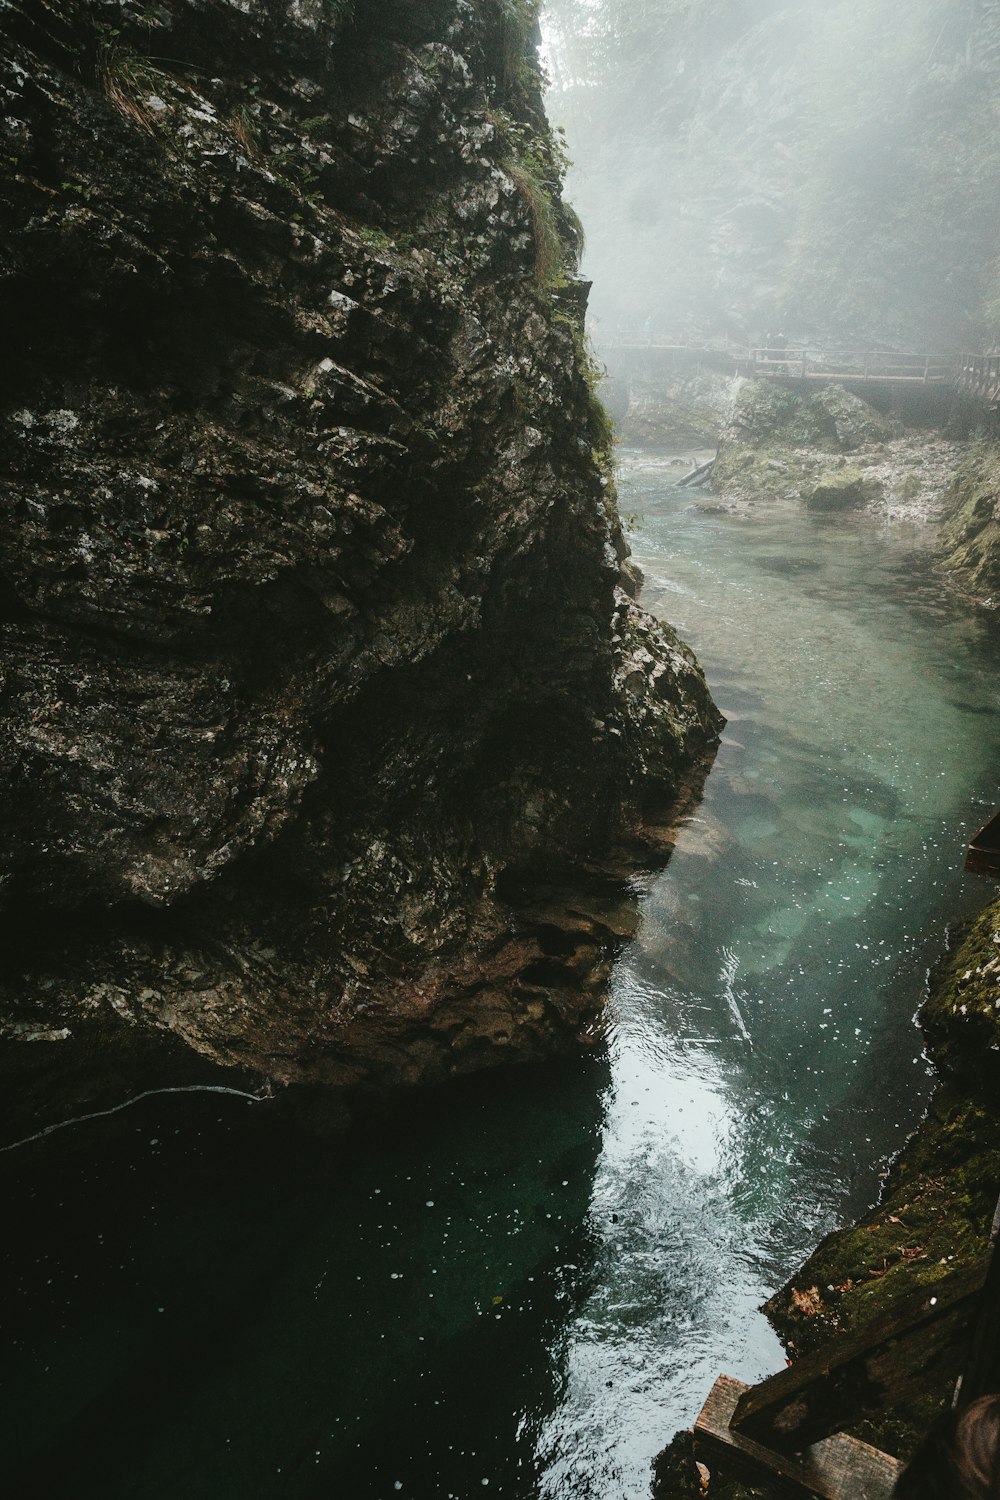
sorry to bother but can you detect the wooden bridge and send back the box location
[597,340,1000,406]
[738,348,958,386]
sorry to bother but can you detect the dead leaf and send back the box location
[790,1285,823,1317]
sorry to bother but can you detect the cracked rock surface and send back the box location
[0,0,721,1133]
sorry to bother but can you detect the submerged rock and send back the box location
[0,0,721,1133]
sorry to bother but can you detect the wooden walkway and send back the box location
[738,348,957,386]
[967,809,1000,876]
[692,1199,1000,1498]
[600,341,962,389]
[696,1375,902,1498]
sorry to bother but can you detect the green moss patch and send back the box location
[922,898,1000,1091]
[761,1084,1000,1461]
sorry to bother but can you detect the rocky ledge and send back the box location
[940,440,1000,607]
[710,380,965,524]
[0,0,722,1138]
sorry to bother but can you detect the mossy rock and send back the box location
[711,444,805,500]
[921,898,1000,1091]
[724,380,830,447]
[808,385,898,452]
[724,380,894,453]
[767,1085,1000,1357]
[893,471,922,499]
[763,1083,1000,1459]
[803,466,879,510]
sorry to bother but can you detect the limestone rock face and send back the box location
[0,0,721,1128]
[722,379,896,453]
[940,444,1000,606]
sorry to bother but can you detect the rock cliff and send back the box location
[0,0,721,1133]
[940,442,1000,607]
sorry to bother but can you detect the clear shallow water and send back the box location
[3,455,999,1500]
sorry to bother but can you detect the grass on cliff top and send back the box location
[506,155,565,287]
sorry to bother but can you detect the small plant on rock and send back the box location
[92,23,164,134]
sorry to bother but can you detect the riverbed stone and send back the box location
[802,466,880,510]
[710,378,958,521]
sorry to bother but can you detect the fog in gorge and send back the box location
[542,0,1000,351]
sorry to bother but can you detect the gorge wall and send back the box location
[941,440,1000,608]
[0,0,722,1135]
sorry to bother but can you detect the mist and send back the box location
[542,0,1000,351]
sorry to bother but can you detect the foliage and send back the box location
[507,155,565,285]
[497,0,543,103]
[492,108,573,286]
[939,441,1000,602]
[227,103,259,157]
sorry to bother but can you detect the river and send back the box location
[4,454,999,1499]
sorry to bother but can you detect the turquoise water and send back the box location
[3,456,999,1499]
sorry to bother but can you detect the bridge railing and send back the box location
[596,340,978,390]
[748,346,808,376]
[748,349,959,382]
[956,354,1000,403]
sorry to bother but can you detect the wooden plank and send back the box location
[730,1258,987,1451]
[694,1375,902,1499]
